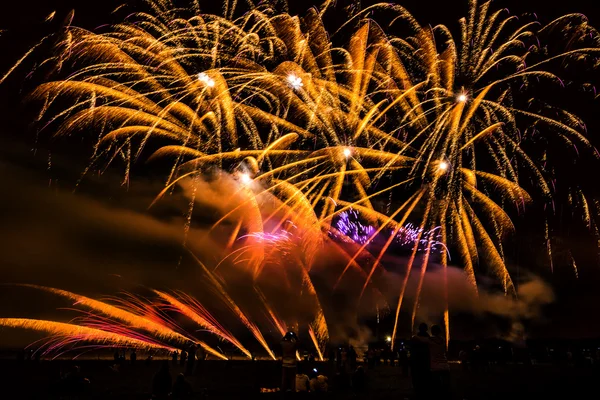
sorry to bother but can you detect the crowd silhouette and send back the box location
[10,327,600,399]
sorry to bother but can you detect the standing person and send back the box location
[281,331,298,393]
[398,345,409,376]
[367,348,375,368]
[340,347,348,372]
[428,325,450,397]
[348,345,357,371]
[410,323,431,400]
[185,345,196,376]
[472,345,482,371]
[130,349,137,365]
[374,348,382,366]
[179,349,187,367]
[459,348,469,371]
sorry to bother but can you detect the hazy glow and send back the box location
[343,147,352,158]
[240,173,253,185]
[438,161,449,172]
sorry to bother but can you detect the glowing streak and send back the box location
[308,326,325,361]
[0,318,175,351]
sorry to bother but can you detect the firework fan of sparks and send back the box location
[0,284,327,360]
[2,0,600,349]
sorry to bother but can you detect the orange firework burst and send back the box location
[2,0,600,346]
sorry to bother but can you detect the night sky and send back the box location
[0,0,600,347]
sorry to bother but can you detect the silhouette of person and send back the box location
[171,350,178,365]
[171,373,193,399]
[428,325,450,396]
[309,370,328,393]
[398,345,409,376]
[410,323,431,400]
[180,349,187,367]
[152,361,172,400]
[185,345,196,376]
[281,331,298,392]
[130,349,137,365]
[459,348,469,370]
[367,348,375,368]
[295,367,310,393]
[348,345,357,371]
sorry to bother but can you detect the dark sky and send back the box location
[0,0,599,348]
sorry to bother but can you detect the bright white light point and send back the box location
[240,173,252,185]
[343,148,352,158]
[438,161,449,172]
[287,74,303,90]
[198,72,215,88]
[457,93,468,103]
[386,336,392,342]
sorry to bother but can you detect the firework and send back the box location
[0,318,176,356]
[332,209,448,255]
[4,0,599,345]
[15,285,228,360]
[154,289,252,359]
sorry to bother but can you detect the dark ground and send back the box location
[0,358,598,399]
